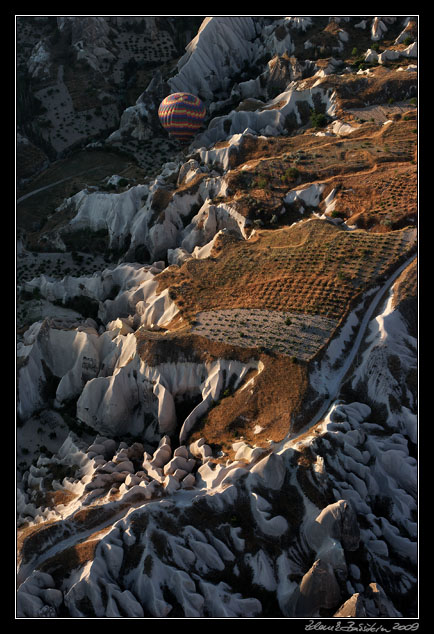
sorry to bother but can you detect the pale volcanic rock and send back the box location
[250,452,286,490]
[181,473,196,488]
[57,16,114,72]
[294,559,341,617]
[177,159,203,186]
[17,319,101,420]
[106,318,134,335]
[76,350,259,441]
[163,455,195,476]
[371,17,389,41]
[168,17,259,102]
[61,184,148,251]
[150,441,173,469]
[233,442,267,463]
[194,83,336,148]
[188,438,213,460]
[173,445,189,459]
[163,474,181,494]
[312,499,360,552]
[17,571,63,618]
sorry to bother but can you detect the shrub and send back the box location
[285,167,300,181]
[256,176,268,189]
[310,109,327,129]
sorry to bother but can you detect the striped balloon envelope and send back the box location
[158,92,206,142]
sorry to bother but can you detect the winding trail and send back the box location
[274,252,417,453]
[17,166,104,204]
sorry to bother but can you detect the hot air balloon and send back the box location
[158,92,206,143]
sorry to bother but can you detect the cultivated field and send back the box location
[192,308,338,361]
[212,113,417,230]
[158,219,417,328]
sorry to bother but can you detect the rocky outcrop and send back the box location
[58,183,149,251]
[16,571,64,618]
[334,583,402,618]
[294,559,342,617]
[53,156,246,263]
[309,499,360,554]
[168,17,261,103]
[193,82,336,148]
[78,354,260,441]
[106,71,169,145]
[57,16,115,72]
[27,40,52,80]
[17,302,262,441]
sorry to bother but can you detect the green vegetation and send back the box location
[256,176,269,189]
[310,109,327,129]
[284,167,300,182]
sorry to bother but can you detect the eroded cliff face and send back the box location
[17,15,418,619]
[16,258,418,618]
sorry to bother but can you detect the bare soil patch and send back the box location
[189,353,310,453]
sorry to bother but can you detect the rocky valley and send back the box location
[16,16,418,621]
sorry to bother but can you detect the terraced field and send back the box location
[192,309,338,360]
[159,219,417,331]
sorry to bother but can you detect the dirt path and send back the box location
[17,166,104,204]
[17,499,142,588]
